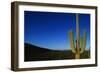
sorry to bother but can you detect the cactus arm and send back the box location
[80,37,83,48]
[68,30,76,53]
[80,31,87,53]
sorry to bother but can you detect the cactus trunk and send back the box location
[76,13,80,59]
[75,53,80,59]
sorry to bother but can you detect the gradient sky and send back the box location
[24,11,90,50]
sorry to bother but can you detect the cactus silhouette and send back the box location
[68,14,87,59]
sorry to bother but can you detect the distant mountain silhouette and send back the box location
[25,43,51,53]
[24,43,90,61]
[24,43,52,61]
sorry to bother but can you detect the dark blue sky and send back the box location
[24,11,90,50]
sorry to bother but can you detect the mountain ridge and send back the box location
[24,43,90,61]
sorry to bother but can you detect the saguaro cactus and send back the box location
[68,14,87,59]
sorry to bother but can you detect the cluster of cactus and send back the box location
[68,14,87,59]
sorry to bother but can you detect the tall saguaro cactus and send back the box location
[68,14,87,59]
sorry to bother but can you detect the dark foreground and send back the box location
[24,43,90,61]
